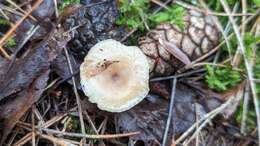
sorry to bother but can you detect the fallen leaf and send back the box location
[0,28,68,101]
[0,28,70,144]
[0,70,49,145]
[117,84,207,145]
[52,52,80,83]
[184,80,245,117]
[0,43,50,100]
[150,81,170,99]
[32,0,55,20]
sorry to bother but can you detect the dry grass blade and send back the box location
[219,0,260,145]
[0,0,44,59]
[174,0,254,16]
[241,82,250,134]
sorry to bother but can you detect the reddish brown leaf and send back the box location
[150,81,170,99]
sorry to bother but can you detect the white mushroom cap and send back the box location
[80,39,149,112]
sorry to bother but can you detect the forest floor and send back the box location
[0,0,259,146]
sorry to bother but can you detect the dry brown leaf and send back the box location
[117,84,207,145]
[0,70,49,145]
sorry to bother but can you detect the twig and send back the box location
[120,28,137,42]
[0,4,27,18]
[195,103,200,146]
[100,117,108,135]
[0,8,13,25]
[219,1,260,145]
[13,114,66,145]
[150,68,205,82]
[40,134,77,146]
[41,128,141,139]
[63,47,86,142]
[162,78,177,146]
[6,0,37,21]
[150,0,169,10]
[98,117,108,133]
[83,111,106,146]
[0,0,44,59]
[53,0,59,18]
[83,111,98,134]
[31,105,36,146]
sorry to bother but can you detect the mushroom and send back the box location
[80,39,150,112]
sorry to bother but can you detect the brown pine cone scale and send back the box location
[139,10,220,76]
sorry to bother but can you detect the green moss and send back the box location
[58,0,80,11]
[150,5,186,30]
[205,65,241,91]
[117,0,187,32]
[0,19,9,25]
[116,0,150,31]
[6,38,16,48]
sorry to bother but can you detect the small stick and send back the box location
[41,128,141,139]
[31,105,36,146]
[162,78,177,146]
[150,0,169,10]
[63,47,86,143]
[150,68,205,82]
[194,103,201,146]
[13,114,66,145]
[6,0,37,21]
[53,0,59,18]
[0,8,13,26]
[40,134,77,146]
[83,111,98,134]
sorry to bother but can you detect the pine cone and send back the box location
[139,10,220,76]
[60,0,125,60]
